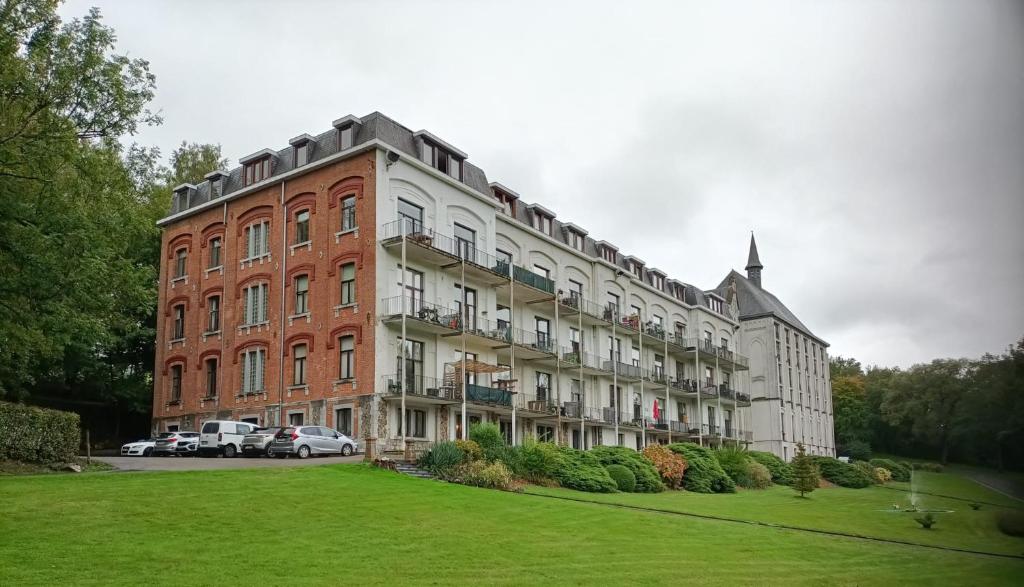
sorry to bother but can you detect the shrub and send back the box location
[811,456,873,488]
[589,446,664,492]
[748,451,792,485]
[454,439,482,462]
[606,464,636,492]
[997,511,1024,537]
[461,460,514,490]
[469,422,504,459]
[419,441,464,477]
[852,460,877,483]
[870,458,910,482]
[515,440,561,483]
[912,462,944,473]
[641,444,687,489]
[668,443,736,493]
[791,443,819,497]
[874,467,892,484]
[0,401,80,464]
[746,461,773,489]
[552,446,617,493]
[714,446,764,488]
[915,513,936,529]
[840,439,872,462]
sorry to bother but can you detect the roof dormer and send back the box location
[623,255,645,279]
[204,170,229,200]
[415,130,466,181]
[332,115,362,151]
[239,148,276,187]
[562,222,588,251]
[288,134,316,168]
[172,183,197,214]
[596,240,618,264]
[649,268,667,290]
[490,182,519,217]
[527,203,556,236]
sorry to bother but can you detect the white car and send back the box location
[199,420,260,458]
[120,437,158,457]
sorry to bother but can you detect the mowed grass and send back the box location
[526,471,1024,557]
[1,465,1022,586]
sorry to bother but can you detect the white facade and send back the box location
[370,150,753,452]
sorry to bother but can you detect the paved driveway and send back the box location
[96,454,363,472]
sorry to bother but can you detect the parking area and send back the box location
[96,454,363,472]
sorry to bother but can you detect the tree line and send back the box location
[0,1,223,440]
[830,337,1024,470]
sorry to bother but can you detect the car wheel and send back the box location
[143,447,152,457]
[297,445,311,459]
[341,444,353,456]
[265,448,274,458]
[223,444,237,458]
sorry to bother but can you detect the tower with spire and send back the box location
[745,233,763,288]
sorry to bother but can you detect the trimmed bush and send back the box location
[469,422,504,459]
[641,444,687,489]
[0,401,80,464]
[419,441,464,477]
[912,462,944,473]
[870,458,910,482]
[852,460,877,483]
[552,446,617,493]
[668,443,736,493]
[840,439,872,462]
[997,511,1024,537]
[748,450,792,485]
[454,439,483,462]
[589,446,664,492]
[714,446,764,488]
[461,460,514,490]
[746,461,773,489]
[514,440,561,483]
[811,456,873,488]
[606,464,636,492]
[874,467,892,483]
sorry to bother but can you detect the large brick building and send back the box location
[153,111,834,459]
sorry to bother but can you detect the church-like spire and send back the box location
[745,233,763,287]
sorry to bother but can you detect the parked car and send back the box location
[199,420,260,457]
[121,437,158,457]
[270,426,358,459]
[153,431,199,456]
[241,427,283,457]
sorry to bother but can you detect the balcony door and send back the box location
[401,266,424,314]
[397,198,423,234]
[454,223,476,263]
[397,338,424,394]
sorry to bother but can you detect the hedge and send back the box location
[606,464,636,492]
[589,446,664,492]
[668,443,736,493]
[869,458,910,482]
[552,446,617,493]
[748,450,792,485]
[810,456,873,488]
[0,401,80,464]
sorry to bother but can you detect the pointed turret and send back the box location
[745,233,763,288]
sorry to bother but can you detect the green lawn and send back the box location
[1,465,1022,585]
[527,473,1024,557]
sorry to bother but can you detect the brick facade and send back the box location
[152,153,377,434]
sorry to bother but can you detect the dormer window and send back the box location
[205,171,228,200]
[570,230,584,251]
[533,212,551,235]
[653,275,665,290]
[630,262,643,279]
[172,184,196,214]
[598,243,617,264]
[243,157,271,186]
[707,296,723,314]
[295,143,309,167]
[339,125,354,150]
[420,140,463,181]
[490,183,519,218]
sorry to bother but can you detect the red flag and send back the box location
[653,400,661,420]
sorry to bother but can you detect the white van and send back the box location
[199,420,260,457]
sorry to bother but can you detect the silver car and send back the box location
[270,426,358,458]
[241,427,283,457]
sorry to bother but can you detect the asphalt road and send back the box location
[96,454,363,472]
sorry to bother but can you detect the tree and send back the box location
[881,359,973,465]
[831,372,870,451]
[0,2,158,399]
[830,356,863,379]
[791,443,819,498]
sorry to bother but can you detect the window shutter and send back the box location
[256,350,265,391]
[260,284,268,322]
[261,222,269,256]
[241,352,249,394]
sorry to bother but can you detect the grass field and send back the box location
[1,465,1022,585]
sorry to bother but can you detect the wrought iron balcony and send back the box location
[461,383,512,407]
[669,378,700,393]
[380,374,456,400]
[379,296,463,330]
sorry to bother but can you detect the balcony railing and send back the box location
[380,374,455,400]
[557,293,607,321]
[601,360,643,379]
[642,322,666,341]
[518,391,558,414]
[736,390,751,404]
[669,378,700,393]
[461,383,512,407]
[379,296,463,329]
[510,264,555,294]
[559,347,608,371]
[646,367,668,385]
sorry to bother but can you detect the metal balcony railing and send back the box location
[669,378,700,393]
[461,383,512,407]
[379,296,463,329]
[642,322,666,341]
[511,265,555,294]
[559,347,607,371]
[518,391,558,414]
[380,374,456,400]
[601,360,643,379]
[557,293,606,320]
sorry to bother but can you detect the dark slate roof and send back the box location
[716,270,826,344]
[746,233,763,269]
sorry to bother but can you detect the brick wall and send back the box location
[152,152,377,434]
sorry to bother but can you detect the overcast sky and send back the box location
[61,0,1024,368]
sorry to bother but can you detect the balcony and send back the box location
[379,296,462,335]
[556,347,611,375]
[600,360,643,381]
[645,367,668,387]
[380,374,456,402]
[461,383,512,407]
[689,338,750,371]
[557,292,610,325]
[518,391,558,415]
[669,378,700,394]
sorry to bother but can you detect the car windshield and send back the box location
[157,432,176,439]
[276,428,295,438]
